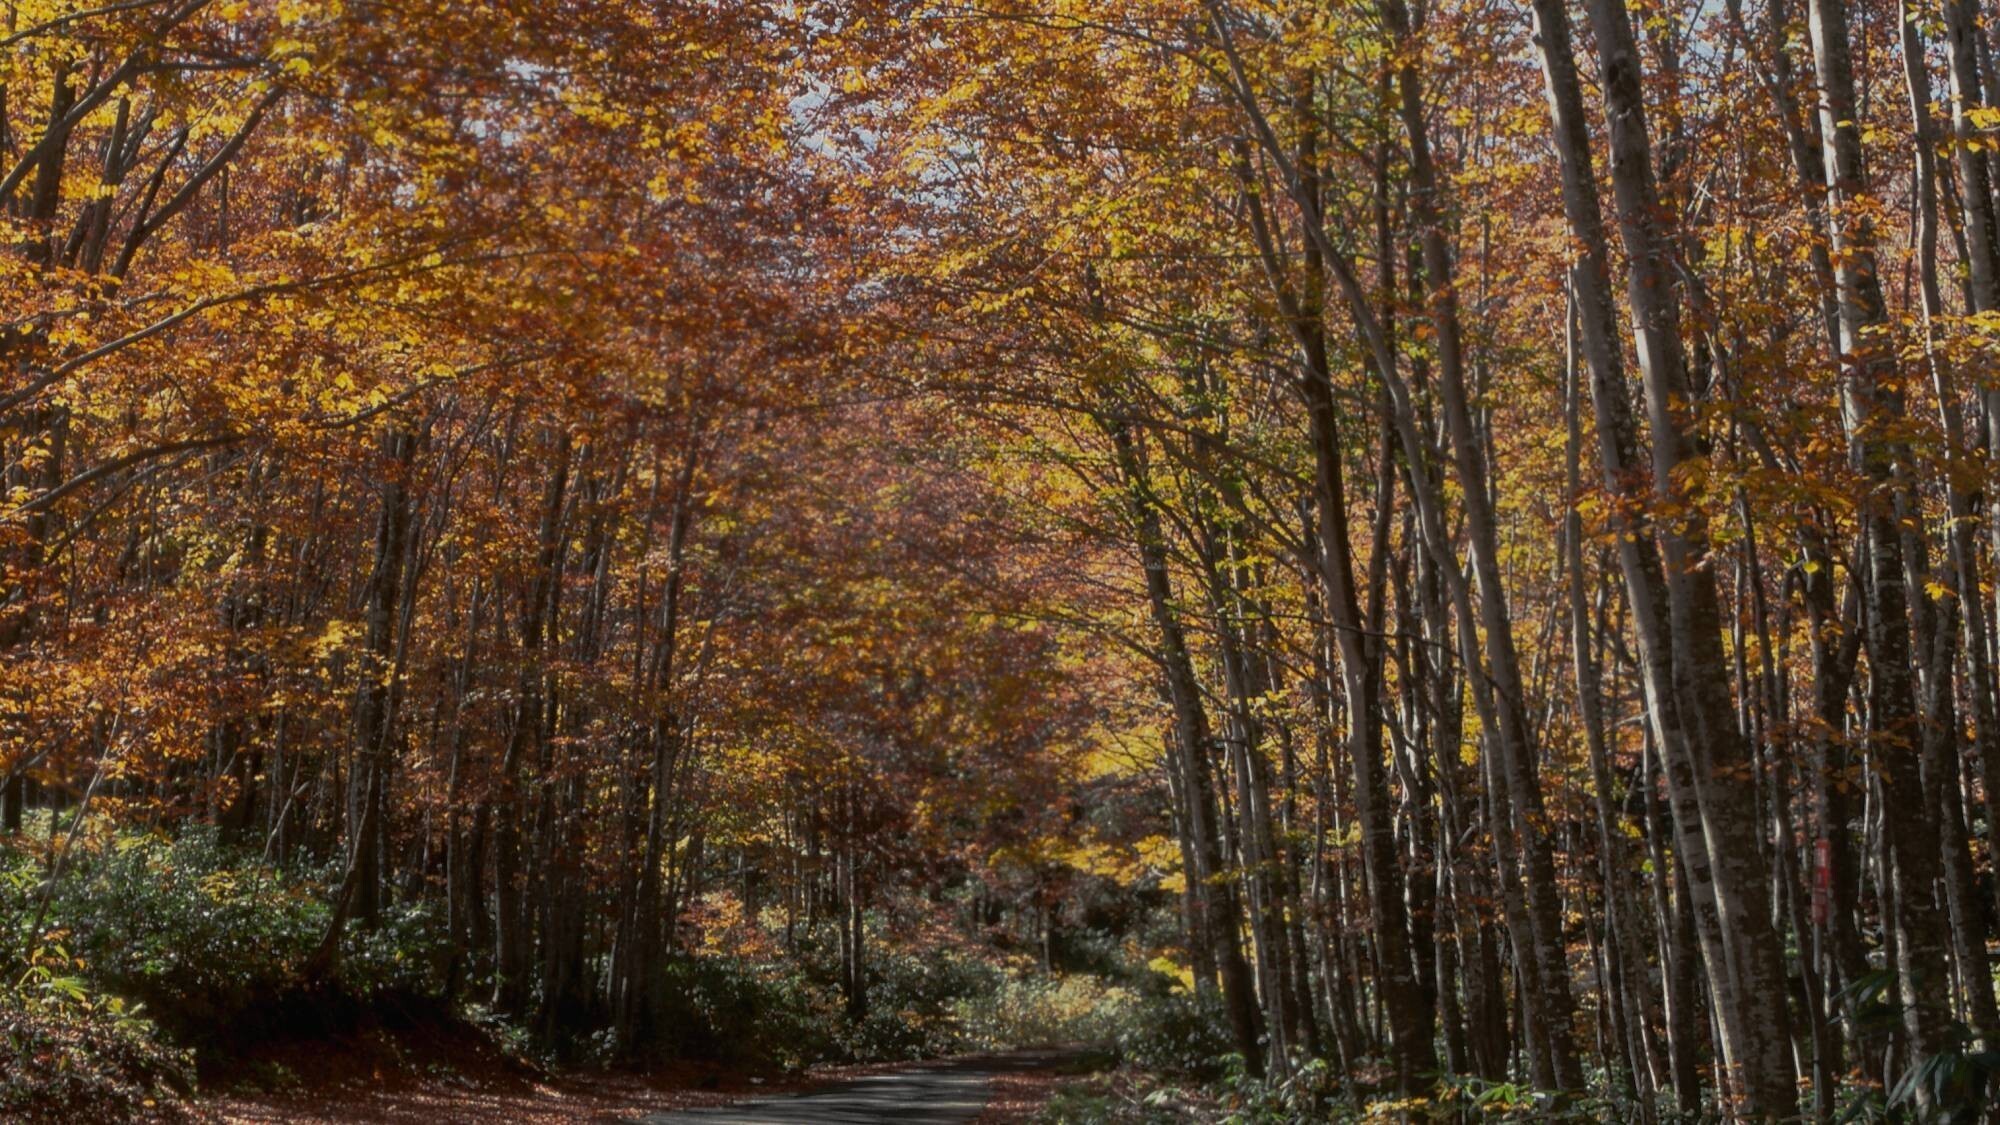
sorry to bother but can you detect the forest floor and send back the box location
[196,1029,1078,1124]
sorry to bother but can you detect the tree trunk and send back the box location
[1531,0,1797,1108]
[1805,0,1954,1069]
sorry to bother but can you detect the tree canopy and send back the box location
[4,0,2000,1120]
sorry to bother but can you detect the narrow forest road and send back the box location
[639,1051,1073,1124]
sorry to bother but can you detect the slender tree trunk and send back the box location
[1805,0,1954,1070]
[309,424,417,976]
[1376,0,1581,1084]
[1564,300,1660,1118]
[493,431,572,1014]
[1898,6,2000,1038]
[1531,0,1798,1109]
[1108,419,1265,1075]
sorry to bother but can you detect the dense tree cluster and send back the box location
[838,0,2000,1117]
[0,0,1108,1066]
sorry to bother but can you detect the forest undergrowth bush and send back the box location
[2,823,451,1049]
[957,972,1140,1048]
[640,956,842,1070]
[0,939,194,1122]
[613,941,1011,1072]
[1,820,456,1112]
[1031,984,1675,1125]
[1111,988,1235,1078]
[3,818,1175,1116]
[633,918,1165,1070]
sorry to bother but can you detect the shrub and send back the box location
[1034,1076,1199,1124]
[958,974,1139,1049]
[775,927,1006,1062]
[21,832,329,1041]
[3,828,449,1048]
[1036,1085,1128,1123]
[340,899,454,999]
[637,944,992,1070]
[1212,1054,1341,1123]
[647,956,842,1071]
[1113,989,1234,1078]
[835,944,999,1060]
[0,944,193,1123]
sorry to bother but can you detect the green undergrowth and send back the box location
[3,824,449,1046]
[2,820,1159,1119]
[0,821,451,1118]
[1,940,195,1124]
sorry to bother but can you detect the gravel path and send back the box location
[640,1052,1072,1124]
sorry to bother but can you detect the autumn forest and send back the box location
[1,0,1998,1121]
